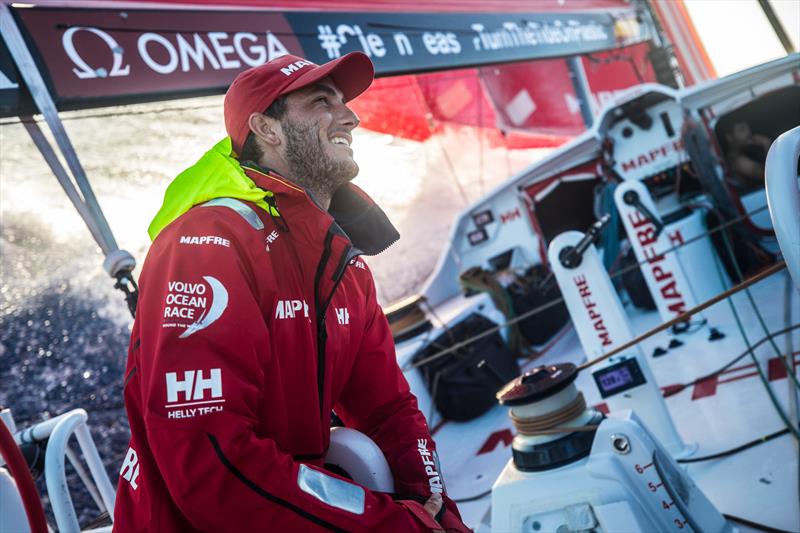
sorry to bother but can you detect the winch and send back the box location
[491,364,732,533]
[495,363,602,473]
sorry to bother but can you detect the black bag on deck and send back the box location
[508,265,570,345]
[413,313,520,421]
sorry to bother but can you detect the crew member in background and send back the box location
[724,120,772,189]
[113,52,470,532]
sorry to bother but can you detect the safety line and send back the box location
[662,325,800,398]
[0,70,540,126]
[403,203,773,373]
[576,261,786,372]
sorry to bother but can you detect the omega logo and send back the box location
[61,26,290,80]
[62,26,130,79]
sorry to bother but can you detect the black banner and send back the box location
[287,11,648,75]
[0,34,24,117]
[1,6,649,117]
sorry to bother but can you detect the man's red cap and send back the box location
[224,52,374,155]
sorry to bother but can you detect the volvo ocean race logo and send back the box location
[162,276,228,338]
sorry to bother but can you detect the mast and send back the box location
[757,0,796,54]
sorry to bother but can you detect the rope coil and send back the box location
[510,392,596,436]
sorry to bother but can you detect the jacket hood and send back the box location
[148,138,400,256]
[148,137,275,240]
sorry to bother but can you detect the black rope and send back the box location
[722,513,796,533]
[114,271,139,318]
[0,102,224,126]
[678,428,790,463]
[0,68,576,127]
[663,323,800,398]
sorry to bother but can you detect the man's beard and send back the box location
[282,119,358,202]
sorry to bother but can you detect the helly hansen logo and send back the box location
[417,439,444,494]
[120,447,140,490]
[166,369,223,404]
[275,299,309,319]
[335,307,350,325]
[180,235,230,247]
[280,59,314,76]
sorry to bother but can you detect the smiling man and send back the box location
[113,53,469,532]
[241,79,358,210]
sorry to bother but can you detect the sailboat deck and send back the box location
[397,269,800,531]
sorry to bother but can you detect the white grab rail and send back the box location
[765,126,800,289]
[32,409,116,532]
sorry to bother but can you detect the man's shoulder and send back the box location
[156,198,269,247]
[140,199,277,288]
[347,256,373,276]
[344,256,380,302]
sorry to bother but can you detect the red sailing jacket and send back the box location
[113,145,463,532]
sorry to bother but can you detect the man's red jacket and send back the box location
[113,140,460,531]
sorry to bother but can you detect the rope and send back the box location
[510,392,596,436]
[716,218,800,391]
[577,260,786,372]
[662,324,800,398]
[0,71,517,127]
[0,102,223,125]
[707,244,800,442]
[459,267,527,354]
[678,428,789,464]
[403,204,773,373]
[722,514,795,533]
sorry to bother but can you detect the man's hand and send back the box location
[423,493,442,519]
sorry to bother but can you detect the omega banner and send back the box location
[0,5,648,117]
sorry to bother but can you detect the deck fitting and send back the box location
[652,347,668,357]
[708,328,725,342]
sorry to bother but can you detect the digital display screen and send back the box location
[472,210,494,227]
[467,228,488,246]
[597,367,634,393]
[592,358,646,398]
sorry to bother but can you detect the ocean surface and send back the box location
[0,97,546,526]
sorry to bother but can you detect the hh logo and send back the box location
[280,59,315,76]
[120,447,140,490]
[166,369,223,404]
[335,307,350,325]
[275,299,309,319]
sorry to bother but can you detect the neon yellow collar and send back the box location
[148,137,277,241]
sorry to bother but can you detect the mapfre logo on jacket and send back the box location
[275,299,309,319]
[162,276,228,338]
